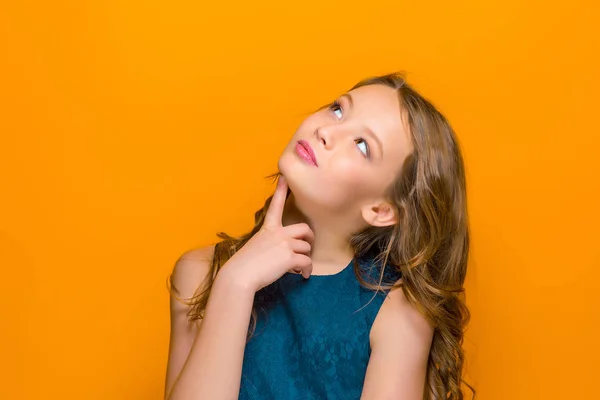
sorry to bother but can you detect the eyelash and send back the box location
[328,100,371,159]
[329,100,343,118]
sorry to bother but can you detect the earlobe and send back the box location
[360,202,398,227]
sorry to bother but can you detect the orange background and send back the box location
[1,1,598,399]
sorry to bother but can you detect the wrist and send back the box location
[214,266,257,297]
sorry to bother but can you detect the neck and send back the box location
[281,193,355,275]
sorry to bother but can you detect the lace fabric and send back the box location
[239,256,401,400]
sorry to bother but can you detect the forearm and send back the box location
[167,273,255,400]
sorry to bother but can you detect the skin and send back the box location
[165,84,433,400]
[278,83,413,274]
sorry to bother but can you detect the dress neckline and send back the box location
[305,257,355,278]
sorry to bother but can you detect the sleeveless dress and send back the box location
[238,254,401,400]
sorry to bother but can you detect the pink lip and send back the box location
[295,140,318,166]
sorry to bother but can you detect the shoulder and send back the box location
[165,245,215,398]
[362,281,434,397]
[370,279,433,360]
[170,245,215,299]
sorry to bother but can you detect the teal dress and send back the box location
[239,254,401,400]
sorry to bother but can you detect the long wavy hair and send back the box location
[168,72,474,399]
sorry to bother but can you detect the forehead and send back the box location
[348,84,401,112]
[347,84,411,155]
[349,84,404,132]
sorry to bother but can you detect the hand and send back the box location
[218,175,314,292]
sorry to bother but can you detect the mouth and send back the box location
[295,140,318,167]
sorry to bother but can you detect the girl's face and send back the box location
[278,84,413,227]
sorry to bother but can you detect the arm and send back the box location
[165,246,255,400]
[361,283,434,400]
[164,247,212,399]
[165,176,313,399]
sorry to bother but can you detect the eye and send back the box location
[328,100,343,120]
[355,137,370,158]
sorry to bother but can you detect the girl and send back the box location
[165,72,473,400]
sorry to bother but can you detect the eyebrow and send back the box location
[340,93,384,158]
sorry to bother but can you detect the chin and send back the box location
[279,151,355,217]
[278,155,305,195]
[278,161,336,221]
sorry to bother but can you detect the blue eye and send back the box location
[329,101,343,120]
[355,138,370,158]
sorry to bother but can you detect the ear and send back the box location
[360,200,398,227]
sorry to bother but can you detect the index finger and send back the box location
[264,175,288,227]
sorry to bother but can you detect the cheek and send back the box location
[324,159,380,198]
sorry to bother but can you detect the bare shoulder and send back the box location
[165,245,216,398]
[170,245,215,299]
[370,279,434,353]
[362,281,434,397]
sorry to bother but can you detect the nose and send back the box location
[315,125,336,150]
